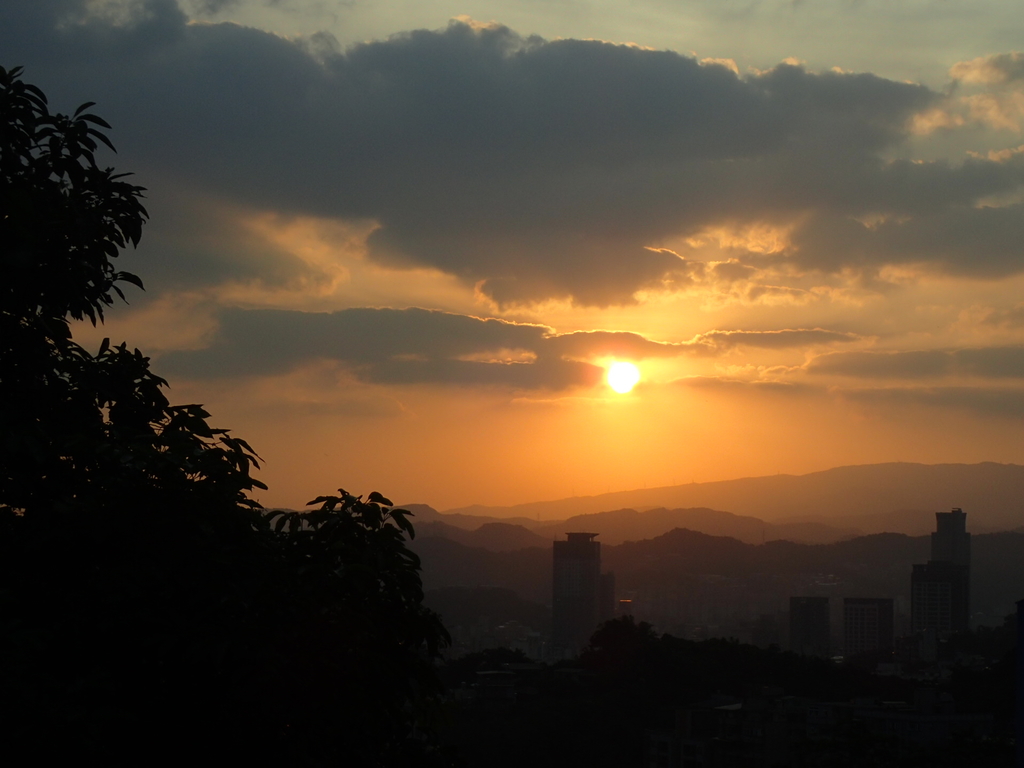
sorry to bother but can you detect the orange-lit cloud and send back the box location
[950,53,1024,85]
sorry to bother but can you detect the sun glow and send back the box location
[607,361,641,394]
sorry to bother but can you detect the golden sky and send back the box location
[6,1,1024,509]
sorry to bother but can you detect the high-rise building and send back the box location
[552,532,602,654]
[843,598,894,658]
[932,508,970,567]
[912,561,969,633]
[789,596,830,657]
[911,508,971,634]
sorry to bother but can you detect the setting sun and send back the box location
[607,361,641,393]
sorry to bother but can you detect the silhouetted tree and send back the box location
[0,66,450,766]
[441,647,532,687]
[0,64,264,520]
[581,615,659,677]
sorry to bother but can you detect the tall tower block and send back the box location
[552,532,601,655]
[932,507,970,567]
[912,508,971,634]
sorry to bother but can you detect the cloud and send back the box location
[162,308,555,381]
[842,386,1024,418]
[808,345,1024,379]
[161,306,862,386]
[950,52,1024,85]
[808,349,950,379]
[674,374,1024,419]
[183,0,243,15]
[123,188,346,293]
[543,330,690,360]
[160,307,638,387]
[696,328,861,350]
[680,375,1024,419]
[977,302,1024,328]
[937,52,1024,133]
[9,6,1024,306]
[674,376,821,396]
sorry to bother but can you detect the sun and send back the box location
[607,361,640,393]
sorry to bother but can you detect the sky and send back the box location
[4,0,1024,510]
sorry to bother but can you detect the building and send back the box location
[552,532,602,655]
[789,596,830,657]
[932,507,970,567]
[912,561,969,634]
[911,508,971,634]
[843,598,894,658]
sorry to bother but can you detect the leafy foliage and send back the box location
[0,64,265,517]
[0,65,144,323]
[0,66,451,766]
[262,492,452,761]
[1,488,453,765]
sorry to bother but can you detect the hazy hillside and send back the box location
[532,507,858,545]
[410,504,858,548]
[416,520,552,550]
[441,462,1024,532]
[409,537,551,603]
[413,529,1024,626]
[401,503,542,531]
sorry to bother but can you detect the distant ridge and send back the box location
[439,462,1024,532]
[415,520,551,551]
[407,504,858,548]
[530,507,858,546]
[400,503,541,531]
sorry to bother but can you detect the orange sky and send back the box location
[9,2,1024,510]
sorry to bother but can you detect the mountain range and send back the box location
[401,462,1024,547]
[441,462,1024,525]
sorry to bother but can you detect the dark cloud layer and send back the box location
[162,307,860,387]
[5,2,1023,305]
[842,386,1024,418]
[163,308,566,384]
[808,345,1024,379]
